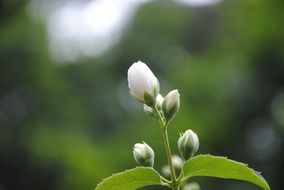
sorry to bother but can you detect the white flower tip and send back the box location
[165,89,180,110]
[162,89,180,120]
[127,61,159,104]
[156,94,164,104]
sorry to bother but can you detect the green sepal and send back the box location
[144,91,156,107]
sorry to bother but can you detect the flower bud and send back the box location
[143,104,155,117]
[133,142,155,167]
[172,155,183,175]
[183,182,200,190]
[143,94,164,117]
[156,94,164,109]
[161,165,171,179]
[128,61,160,106]
[161,155,183,179]
[178,129,199,160]
[162,89,180,121]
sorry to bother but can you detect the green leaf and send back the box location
[182,154,270,190]
[95,167,164,190]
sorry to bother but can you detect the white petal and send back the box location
[165,89,180,111]
[127,61,159,102]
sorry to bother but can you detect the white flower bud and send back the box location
[161,165,171,179]
[183,182,200,190]
[161,155,183,179]
[178,129,199,160]
[143,104,155,117]
[127,61,160,106]
[171,155,183,171]
[162,89,180,121]
[143,94,164,117]
[133,142,155,167]
[156,94,164,109]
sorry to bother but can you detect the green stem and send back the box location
[162,127,180,190]
[154,106,179,190]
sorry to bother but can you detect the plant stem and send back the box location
[154,106,179,190]
[162,127,180,190]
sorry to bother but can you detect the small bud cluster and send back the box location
[127,61,199,181]
[128,61,180,121]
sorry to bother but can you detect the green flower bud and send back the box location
[178,129,199,160]
[133,142,155,167]
[162,89,180,121]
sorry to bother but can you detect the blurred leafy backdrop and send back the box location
[0,0,283,190]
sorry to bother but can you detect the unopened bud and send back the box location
[183,182,201,190]
[143,94,164,117]
[161,155,183,179]
[133,142,155,167]
[178,129,199,160]
[172,155,183,175]
[161,165,171,179]
[127,61,160,106]
[143,104,155,117]
[162,89,180,121]
[156,94,164,109]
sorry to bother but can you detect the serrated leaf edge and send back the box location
[181,154,270,190]
[95,167,163,190]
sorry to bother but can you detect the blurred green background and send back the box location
[0,0,283,189]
